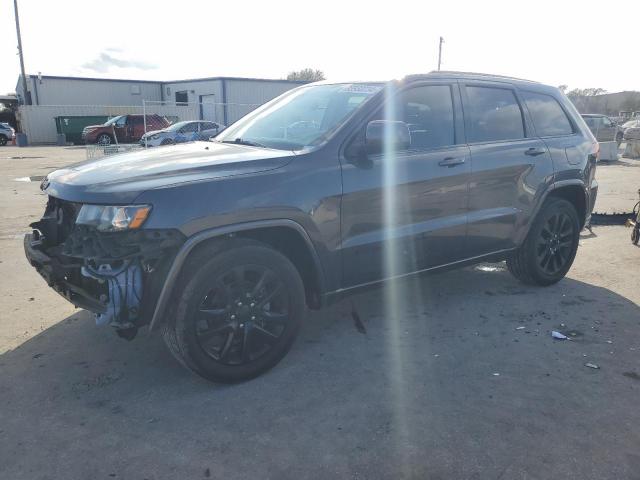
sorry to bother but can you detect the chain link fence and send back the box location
[16,100,261,159]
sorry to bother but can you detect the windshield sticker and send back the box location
[338,84,382,94]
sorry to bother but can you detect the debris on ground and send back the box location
[351,307,366,334]
[492,373,500,376]
[552,331,569,340]
[585,362,600,369]
[515,326,525,330]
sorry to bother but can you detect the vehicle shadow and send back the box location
[2,265,640,479]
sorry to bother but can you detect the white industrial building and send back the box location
[15,74,306,143]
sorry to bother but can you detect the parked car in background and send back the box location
[623,124,640,141]
[25,72,598,383]
[0,122,15,146]
[621,119,640,137]
[82,114,170,145]
[140,120,224,147]
[581,114,623,144]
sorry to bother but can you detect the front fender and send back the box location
[147,218,325,331]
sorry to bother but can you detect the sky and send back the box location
[2,0,639,96]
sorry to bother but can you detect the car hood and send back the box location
[43,141,296,204]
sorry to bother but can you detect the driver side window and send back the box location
[372,85,456,150]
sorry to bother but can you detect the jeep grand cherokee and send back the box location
[25,72,599,383]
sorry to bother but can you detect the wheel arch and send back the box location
[517,181,589,246]
[148,219,326,331]
[546,182,588,229]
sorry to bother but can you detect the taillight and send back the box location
[589,142,600,163]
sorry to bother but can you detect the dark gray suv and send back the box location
[24,72,599,382]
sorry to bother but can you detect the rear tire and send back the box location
[0,135,7,146]
[162,238,305,383]
[507,197,580,286]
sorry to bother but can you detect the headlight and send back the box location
[76,205,152,232]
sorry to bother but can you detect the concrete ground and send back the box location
[0,146,639,480]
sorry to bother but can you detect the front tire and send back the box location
[162,239,305,383]
[0,135,7,146]
[96,133,112,145]
[507,197,580,286]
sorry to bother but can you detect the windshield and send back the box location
[216,83,383,150]
[104,115,124,126]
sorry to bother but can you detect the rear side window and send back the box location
[522,91,573,136]
[181,122,198,133]
[465,86,525,142]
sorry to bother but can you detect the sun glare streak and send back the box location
[382,83,412,469]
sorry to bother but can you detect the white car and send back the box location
[140,120,224,147]
[0,122,15,146]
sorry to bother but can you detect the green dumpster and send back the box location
[54,116,110,145]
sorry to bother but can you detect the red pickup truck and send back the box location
[82,114,170,145]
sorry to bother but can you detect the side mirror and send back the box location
[365,120,411,155]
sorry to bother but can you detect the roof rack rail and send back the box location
[405,71,539,83]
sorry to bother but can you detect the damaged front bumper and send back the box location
[24,198,185,336]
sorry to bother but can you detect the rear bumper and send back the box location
[24,233,106,313]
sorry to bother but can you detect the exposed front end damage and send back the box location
[24,196,185,339]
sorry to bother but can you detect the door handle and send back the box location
[438,156,466,167]
[525,147,546,156]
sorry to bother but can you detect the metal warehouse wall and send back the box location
[224,79,304,124]
[162,80,223,105]
[161,80,224,123]
[17,76,163,106]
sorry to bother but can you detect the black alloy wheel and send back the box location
[535,211,575,276]
[162,238,305,383]
[507,197,580,286]
[195,265,289,365]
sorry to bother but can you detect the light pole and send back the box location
[437,36,444,71]
[13,0,29,104]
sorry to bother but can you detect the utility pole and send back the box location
[13,0,30,104]
[437,36,444,71]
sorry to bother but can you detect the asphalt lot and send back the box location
[1,146,639,480]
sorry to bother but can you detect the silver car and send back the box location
[0,122,15,146]
[140,120,224,147]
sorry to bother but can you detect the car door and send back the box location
[340,82,470,287]
[129,116,145,142]
[200,122,219,140]
[461,82,554,257]
[177,122,198,142]
[598,116,617,142]
[112,115,128,143]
